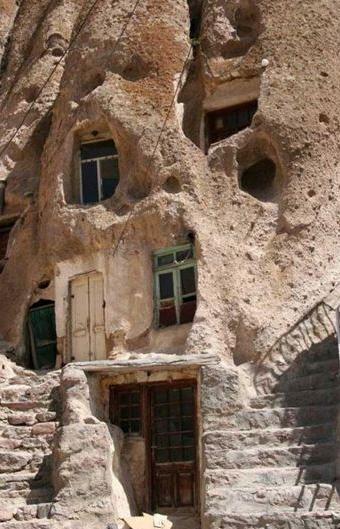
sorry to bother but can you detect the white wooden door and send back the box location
[70,272,106,361]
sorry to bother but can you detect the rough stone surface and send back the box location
[0,0,340,528]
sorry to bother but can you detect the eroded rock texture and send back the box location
[0,0,340,527]
[0,0,339,365]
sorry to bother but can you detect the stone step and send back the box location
[205,463,336,488]
[203,423,336,449]
[294,358,338,376]
[1,412,57,427]
[0,401,54,413]
[14,503,53,522]
[0,520,56,529]
[0,384,57,404]
[210,511,339,529]
[259,359,339,391]
[0,436,52,453]
[0,449,51,474]
[0,451,33,474]
[229,405,337,430]
[250,387,340,409]
[301,341,338,363]
[206,483,340,514]
[0,485,53,502]
[0,423,56,441]
[206,442,337,470]
[275,370,339,392]
[0,471,52,492]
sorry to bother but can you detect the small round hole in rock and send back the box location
[163,176,181,194]
[319,113,330,124]
[38,280,51,290]
[240,158,277,202]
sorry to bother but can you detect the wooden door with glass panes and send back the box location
[150,382,197,510]
[109,381,197,512]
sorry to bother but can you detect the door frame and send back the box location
[110,379,199,513]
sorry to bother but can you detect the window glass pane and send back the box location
[113,388,142,435]
[131,391,140,404]
[169,388,180,402]
[182,432,194,446]
[169,403,181,416]
[155,419,168,433]
[154,389,168,404]
[183,447,195,461]
[169,418,181,432]
[156,434,169,448]
[157,253,174,267]
[130,406,141,419]
[81,161,99,203]
[156,449,169,463]
[155,405,168,418]
[170,434,181,447]
[181,387,194,401]
[120,420,130,433]
[81,140,117,160]
[176,247,193,262]
[119,392,130,405]
[121,407,130,419]
[180,267,196,295]
[159,272,174,299]
[182,401,193,416]
[182,417,193,431]
[130,420,141,433]
[159,305,177,327]
[100,158,119,199]
[171,448,183,462]
[180,299,196,324]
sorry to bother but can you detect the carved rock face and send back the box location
[0,0,339,369]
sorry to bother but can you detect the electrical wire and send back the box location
[0,0,193,259]
[0,0,143,160]
[111,43,193,257]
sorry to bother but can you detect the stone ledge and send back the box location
[71,352,220,374]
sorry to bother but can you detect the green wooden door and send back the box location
[28,303,57,370]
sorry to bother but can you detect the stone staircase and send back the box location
[0,361,60,529]
[204,336,340,528]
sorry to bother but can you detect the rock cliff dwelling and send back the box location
[0,0,340,528]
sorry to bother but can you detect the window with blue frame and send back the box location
[154,244,197,328]
[80,139,119,204]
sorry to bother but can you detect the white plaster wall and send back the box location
[55,246,191,362]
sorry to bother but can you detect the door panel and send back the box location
[154,469,174,508]
[28,303,57,370]
[176,468,195,507]
[89,273,106,360]
[70,275,90,361]
[150,384,196,510]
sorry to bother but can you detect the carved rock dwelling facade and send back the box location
[0,0,340,528]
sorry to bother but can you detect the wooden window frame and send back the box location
[79,139,119,204]
[153,244,197,328]
[205,99,258,150]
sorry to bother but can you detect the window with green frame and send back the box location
[154,244,197,328]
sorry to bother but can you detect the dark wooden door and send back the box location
[149,383,197,511]
[28,303,57,370]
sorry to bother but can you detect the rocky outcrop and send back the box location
[0,354,59,527]
[51,365,134,527]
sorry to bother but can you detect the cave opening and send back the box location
[240,158,277,202]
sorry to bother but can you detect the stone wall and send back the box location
[0,0,339,367]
